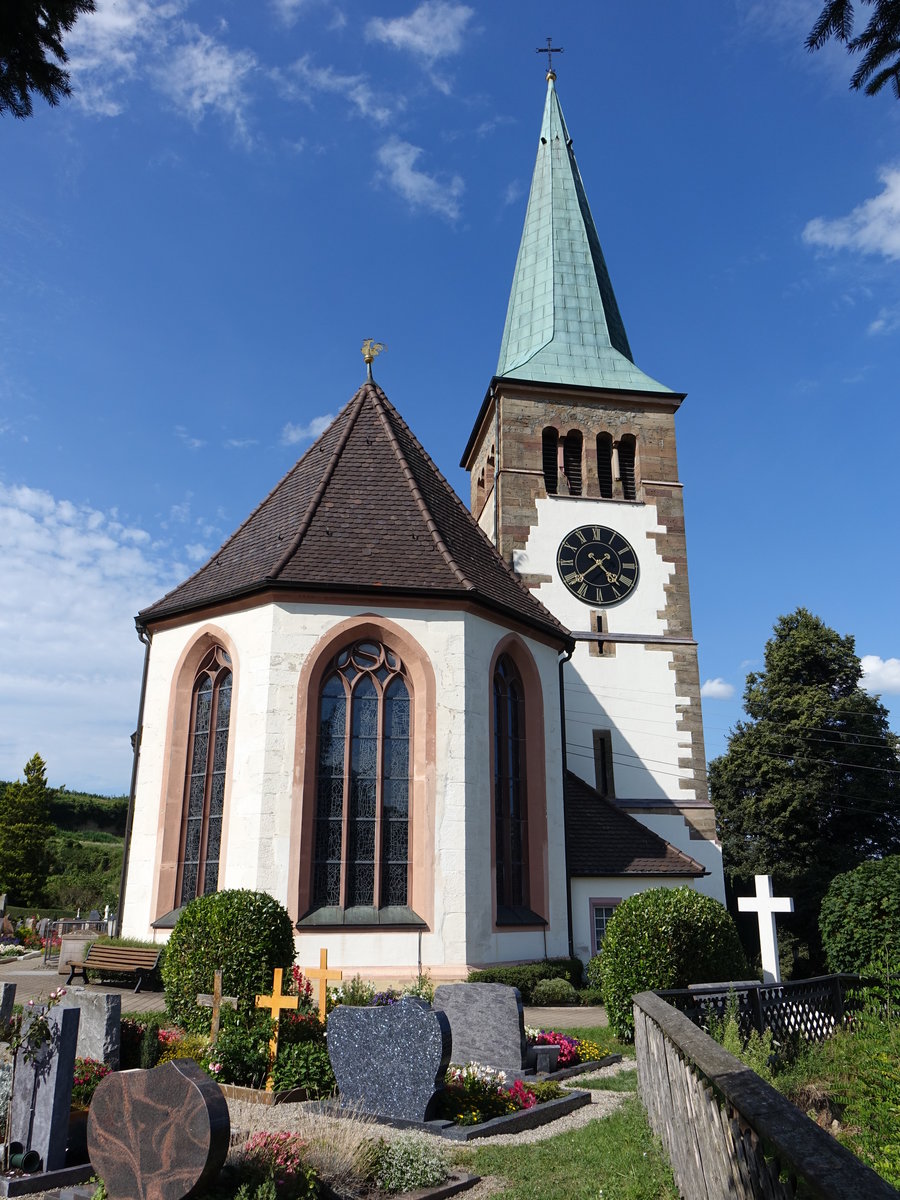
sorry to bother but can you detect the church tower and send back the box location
[462,70,724,922]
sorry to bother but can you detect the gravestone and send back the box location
[88,1059,230,1200]
[0,981,16,1025]
[433,983,528,1073]
[10,1005,80,1172]
[57,987,121,1068]
[328,997,451,1122]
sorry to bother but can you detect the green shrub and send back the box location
[271,1041,335,1097]
[373,1133,449,1192]
[212,1009,272,1089]
[820,857,900,975]
[579,987,605,1007]
[530,977,578,1006]
[600,887,748,1039]
[585,953,602,989]
[466,958,584,1003]
[120,1016,167,1070]
[334,973,376,1006]
[162,890,295,1033]
[401,971,435,1004]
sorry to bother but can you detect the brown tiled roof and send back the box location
[138,382,571,645]
[565,771,706,877]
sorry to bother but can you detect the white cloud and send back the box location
[184,542,211,563]
[67,0,184,116]
[366,2,474,62]
[376,138,464,221]
[281,414,334,445]
[156,30,257,144]
[803,167,900,261]
[503,179,524,207]
[278,57,395,125]
[701,678,736,700]
[175,425,206,450]
[224,438,259,449]
[861,655,900,694]
[0,484,181,793]
[868,305,900,336]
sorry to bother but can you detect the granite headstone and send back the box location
[433,983,528,1073]
[10,1005,80,1172]
[328,997,451,1122]
[57,987,121,1068]
[0,981,16,1025]
[88,1059,230,1200]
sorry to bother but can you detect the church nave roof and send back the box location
[138,380,570,646]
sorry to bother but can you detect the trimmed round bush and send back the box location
[162,889,296,1033]
[531,977,578,1006]
[820,856,900,974]
[600,887,749,1039]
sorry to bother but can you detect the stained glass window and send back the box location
[311,639,410,911]
[179,646,232,906]
[493,654,529,910]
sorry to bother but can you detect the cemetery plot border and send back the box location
[306,1087,593,1141]
[218,1082,312,1106]
[0,1162,95,1197]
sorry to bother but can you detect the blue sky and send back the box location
[1,0,898,795]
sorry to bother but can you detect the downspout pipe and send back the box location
[116,622,151,937]
[558,645,575,960]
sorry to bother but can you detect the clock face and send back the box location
[556,525,639,606]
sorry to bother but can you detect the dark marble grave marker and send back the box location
[10,1006,80,1173]
[88,1059,230,1200]
[433,983,528,1073]
[0,982,16,1025]
[328,997,451,1122]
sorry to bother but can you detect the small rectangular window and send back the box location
[590,897,620,954]
[593,728,615,798]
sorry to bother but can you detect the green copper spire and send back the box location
[496,76,672,394]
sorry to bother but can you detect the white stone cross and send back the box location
[737,874,794,984]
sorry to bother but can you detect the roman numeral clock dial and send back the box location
[556,525,639,606]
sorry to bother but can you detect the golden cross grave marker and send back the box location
[255,967,299,1091]
[305,948,343,1021]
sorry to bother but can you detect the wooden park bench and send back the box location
[66,944,161,993]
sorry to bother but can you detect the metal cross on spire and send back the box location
[536,37,563,77]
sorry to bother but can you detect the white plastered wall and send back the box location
[515,495,724,903]
[569,875,697,963]
[122,601,569,973]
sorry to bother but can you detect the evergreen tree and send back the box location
[710,609,900,965]
[0,753,55,904]
[0,0,95,119]
[807,0,900,99]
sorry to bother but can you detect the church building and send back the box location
[120,71,724,978]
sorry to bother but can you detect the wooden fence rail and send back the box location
[633,990,899,1200]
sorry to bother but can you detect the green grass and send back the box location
[554,1025,635,1059]
[576,1069,638,1092]
[456,1095,677,1200]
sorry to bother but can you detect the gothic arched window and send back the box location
[312,639,411,911]
[619,435,637,500]
[493,654,529,913]
[562,430,583,496]
[541,427,559,495]
[596,433,614,498]
[178,646,232,906]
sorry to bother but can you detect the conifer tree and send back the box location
[710,608,900,965]
[807,0,900,99]
[0,753,55,904]
[0,1,95,119]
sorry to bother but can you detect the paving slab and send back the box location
[0,956,166,1014]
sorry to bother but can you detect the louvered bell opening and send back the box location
[596,433,614,498]
[542,427,559,495]
[619,435,637,500]
[563,430,583,496]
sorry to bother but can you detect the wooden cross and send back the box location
[738,874,794,985]
[305,948,343,1021]
[255,967,299,1091]
[536,37,563,75]
[196,969,238,1045]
